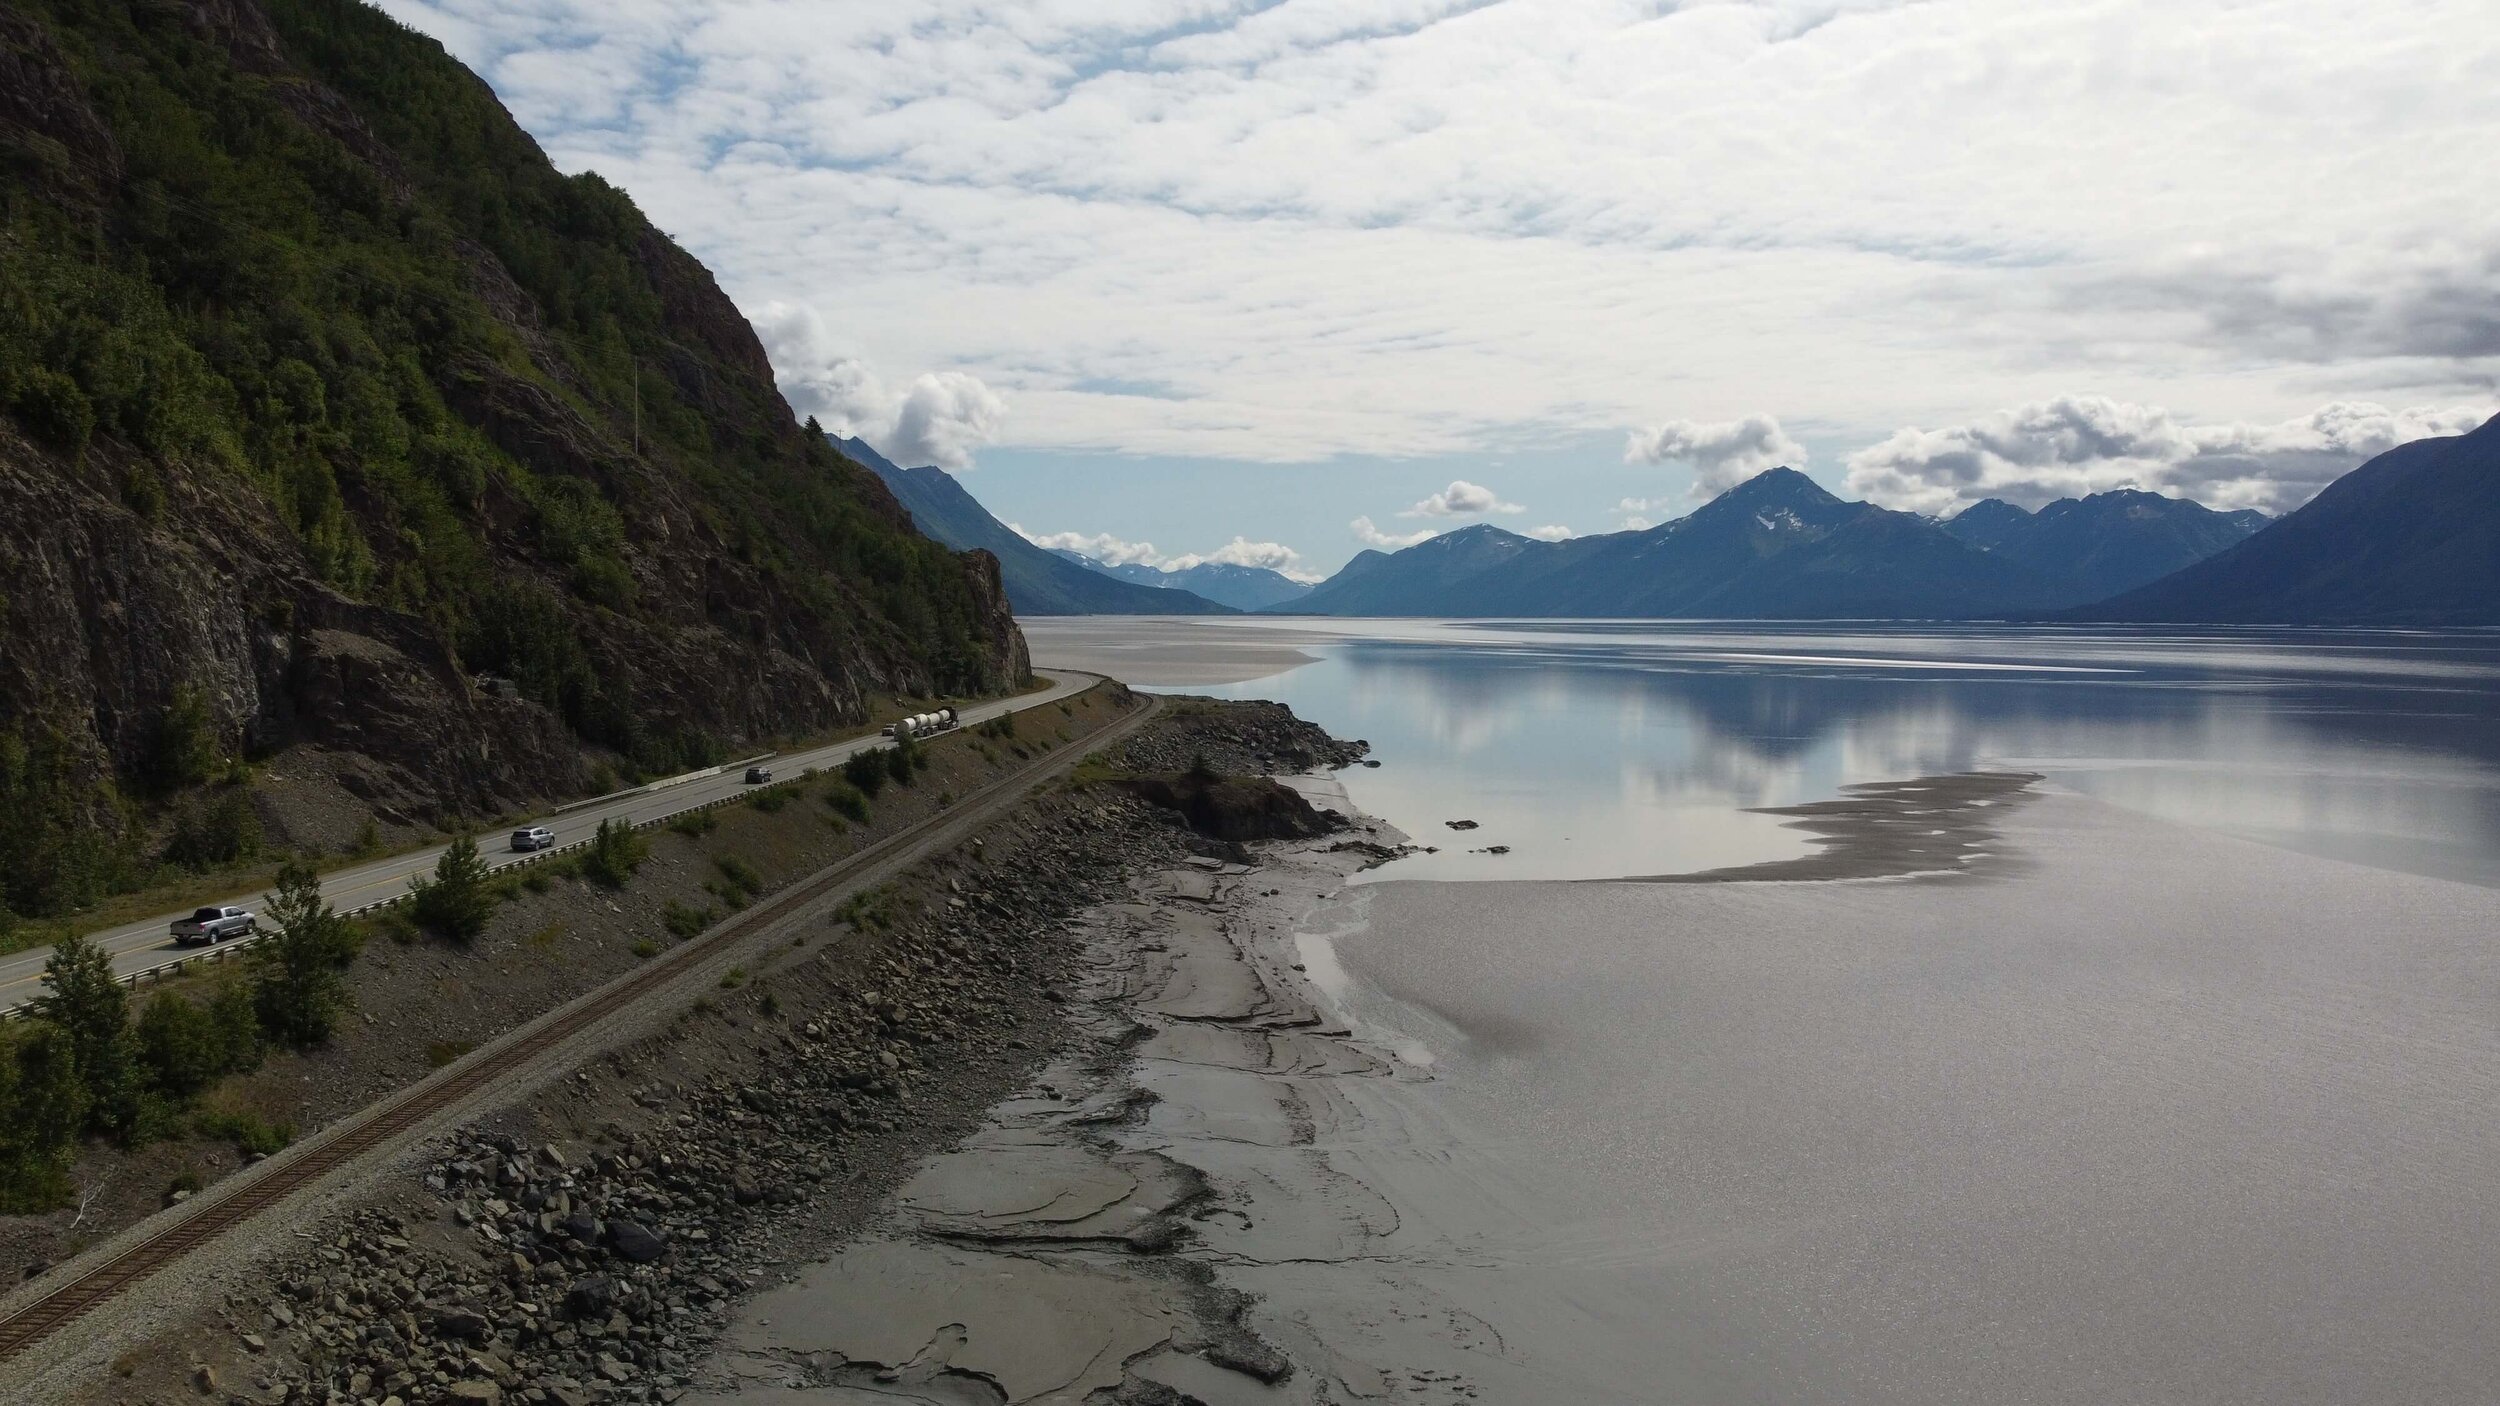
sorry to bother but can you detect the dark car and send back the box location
[744,765,773,784]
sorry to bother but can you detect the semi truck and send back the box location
[884,707,959,740]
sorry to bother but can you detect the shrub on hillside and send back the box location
[135,980,261,1100]
[0,1021,84,1211]
[135,992,216,1101]
[583,817,646,889]
[146,687,223,795]
[823,781,870,823]
[406,833,494,943]
[193,1110,293,1157]
[37,931,136,1135]
[251,861,363,1047]
[163,784,264,870]
[842,749,888,798]
[0,725,143,921]
[714,856,762,901]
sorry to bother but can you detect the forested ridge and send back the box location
[0,0,1026,928]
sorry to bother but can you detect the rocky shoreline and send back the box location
[677,775,1436,1403]
[66,699,1374,1406]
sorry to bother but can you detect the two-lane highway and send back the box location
[0,670,1102,1011]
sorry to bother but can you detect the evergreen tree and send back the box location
[205,973,265,1075]
[147,686,223,795]
[0,1022,85,1211]
[406,833,494,942]
[582,817,646,889]
[842,748,888,797]
[36,931,135,1134]
[251,861,362,1046]
[135,990,218,1100]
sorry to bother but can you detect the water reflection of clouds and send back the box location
[1186,623,2500,886]
[1242,616,2500,682]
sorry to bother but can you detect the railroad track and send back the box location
[0,686,1158,1365]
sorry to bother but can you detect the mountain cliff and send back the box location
[839,437,1232,616]
[0,0,1025,922]
[1941,490,2269,601]
[2081,414,2500,624]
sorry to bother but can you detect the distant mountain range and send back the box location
[1281,468,2088,618]
[2082,413,2500,625]
[1047,551,1314,611]
[1940,490,2270,603]
[850,412,2498,626]
[836,439,1233,616]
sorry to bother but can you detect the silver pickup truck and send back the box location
[170,905,256,945]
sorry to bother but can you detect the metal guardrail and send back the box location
[546,752,776,816]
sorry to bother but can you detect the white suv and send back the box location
[510,826,555,852]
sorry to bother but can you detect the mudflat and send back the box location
[685,774,2500,1403]
[1024,616,1329,685]
[1312,787,2500,1402]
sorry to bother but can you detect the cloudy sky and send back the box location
[382,0,2497,577]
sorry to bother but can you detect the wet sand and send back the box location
[683,844,1387,1403]
[1305,788,2500,1403]
[684,777,2500,1404]
[1022,616,1329,686]
[1622,769,2043,882]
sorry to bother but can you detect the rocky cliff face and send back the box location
[0,0,1024,899]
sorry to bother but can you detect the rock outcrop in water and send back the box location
[1119,770,1346,842]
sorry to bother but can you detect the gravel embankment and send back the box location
[0,692,1135,1287]
[71,699,1355,1406]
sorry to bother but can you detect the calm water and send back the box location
[1028,617,2500,1400]
[1155,620,2500,885]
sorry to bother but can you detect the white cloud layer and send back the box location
[1015,527,1320,582]
[1626,415,1809,498]
[1526,524,1577,541]
[1017,528,1161,567]
[1172,538,1315,581]
[383,0,2500,504]
[1401,480,1525,518]
[1352,516,1441,551]
[754,301,1005,470]
[1845,398,2496,514]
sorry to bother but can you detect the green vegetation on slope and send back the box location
[0,0,1024,925]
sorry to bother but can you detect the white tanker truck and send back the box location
[883,707,960,740]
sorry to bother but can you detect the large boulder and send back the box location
[1118,772,1344,843]
[605,1219,668,1265]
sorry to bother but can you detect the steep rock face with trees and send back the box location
[0,0,1026,920]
